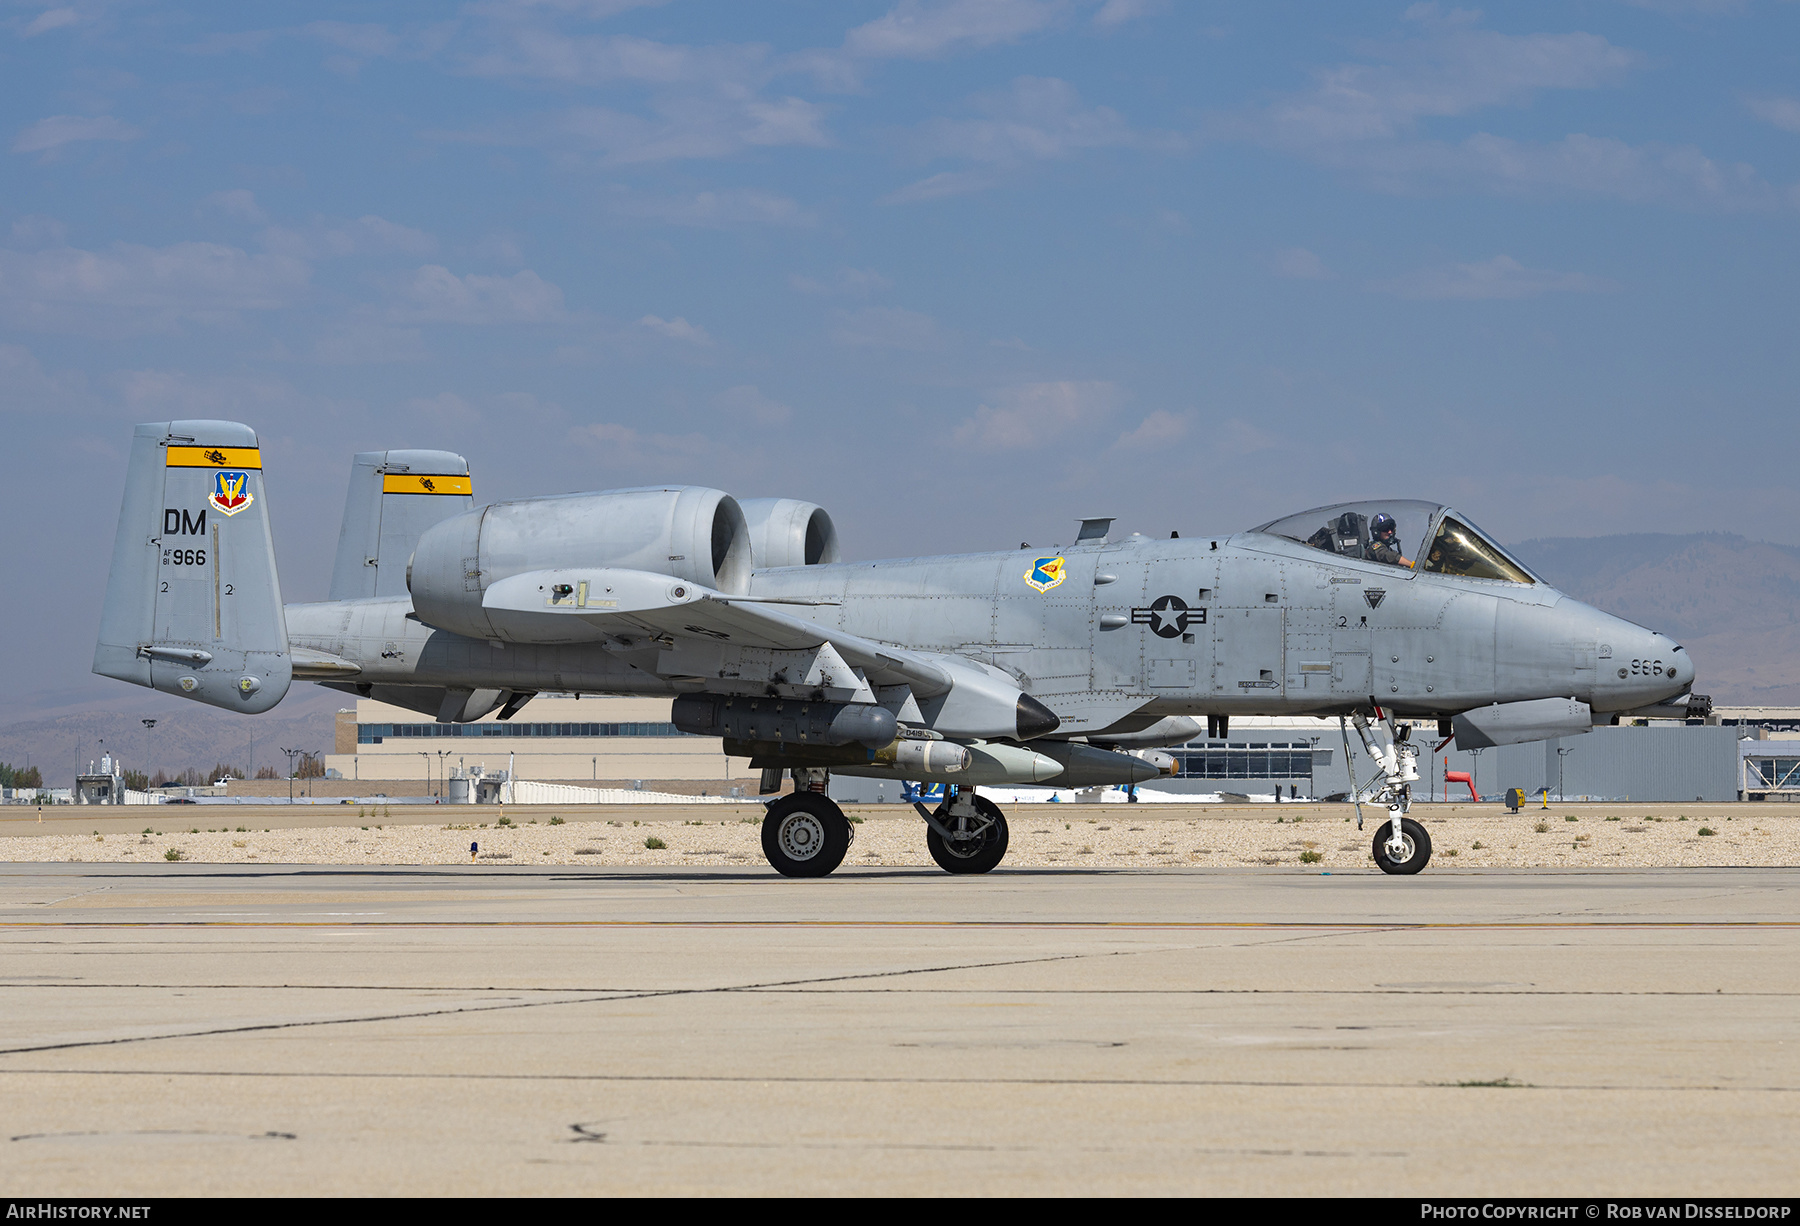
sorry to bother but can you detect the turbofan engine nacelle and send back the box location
[738,498,842,569]
[409,486,750,640]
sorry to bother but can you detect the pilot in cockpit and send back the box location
[1366,513,1413,568]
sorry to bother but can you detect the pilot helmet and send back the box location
[1370,512,1397,538]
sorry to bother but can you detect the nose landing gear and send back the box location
[1342,708,1433,876]
[923,788,1009,874]
[1371,816,1431,875]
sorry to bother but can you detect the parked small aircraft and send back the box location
[95,421,1699,876]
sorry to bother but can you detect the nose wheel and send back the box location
[761,792,852,877]
[925,792,1010,874]
[1372,816,1431,875]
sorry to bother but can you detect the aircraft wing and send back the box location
[480,568,952,696]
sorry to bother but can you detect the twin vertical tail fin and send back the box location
[327,449,473,600]
[92,421,291,714]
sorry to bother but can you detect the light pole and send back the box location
[436,750,451,798]
[1557,746,1575,802]
[417,751,432,797]
[1467,747,1483,802]
[279,747,304,802]
[1308,737,1319,801]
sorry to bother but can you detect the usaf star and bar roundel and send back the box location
[1132,594,1202,638]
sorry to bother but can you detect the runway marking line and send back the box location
[2,920,1798,930]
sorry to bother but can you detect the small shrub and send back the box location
[1299,850,1323,864]
[1445,848,1459,857]
[644,836,666,849]
[496,816,513,827]
[548,816,564,825]
[1471,841,1484,849]
[1534,821,1549,833]
[1564,816,1578,822]
[164,848,184,861]
[1698,827,1716,837]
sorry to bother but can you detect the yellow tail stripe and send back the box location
[382,474,472,496]
[166,446,262,469]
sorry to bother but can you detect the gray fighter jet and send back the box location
[94,421,1699,876]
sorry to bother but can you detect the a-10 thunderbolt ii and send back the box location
[95,420,1699,877]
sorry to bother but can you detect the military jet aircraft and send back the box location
[94,421,1699,877]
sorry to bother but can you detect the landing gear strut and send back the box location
[761,771,851,877]
[1342,709,1432,876]
[920,785,1009,874]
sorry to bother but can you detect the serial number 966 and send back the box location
[163,548,208,566]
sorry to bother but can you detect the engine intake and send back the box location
[738,498,841,569]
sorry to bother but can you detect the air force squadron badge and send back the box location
[208,470,253,516]
[1025,555,1066,593]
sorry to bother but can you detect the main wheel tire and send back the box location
[761,792,851,878]
[1372,816,1431,875]
[926,795,1010,875]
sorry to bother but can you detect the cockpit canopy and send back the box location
[1253,500,1539,584]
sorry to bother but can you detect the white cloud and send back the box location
[715,384,791,426]
[261,215,437,259]
[1221,15,1791,212]
[203,189,268,223]
[0,343,88,418]
[1093,0,1166,28]
[117,369,317,420]
[637,314,711,343]
[466,30,769,86]
[1745,95,1800,135]
[1111,409,1186,450]
[888,76,1168,201]
[10,215,67,248]
[21,8,80,37]
[1215,417,1279,457]
[1376,133,1781,210]
[829,305,943,349]
[387,265,565,323]
[610,187,814,228]
[0,241,309,330]
[12,114,141,154]
[568,420,713,466]
[314,320,429,364]
[845,0,1068,59]
[1240,21,1635,148]
[1370,254,1614,300]
[1273,247,1332,280]
[789,267,890,296]
[953,380,1122,450]
[449,95,829,164]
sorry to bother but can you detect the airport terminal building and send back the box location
[325,695,741,788]
[326,695,1797,804]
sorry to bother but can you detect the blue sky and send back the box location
[4,0,1798,714]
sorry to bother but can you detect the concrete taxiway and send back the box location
[1,862,1796,1196]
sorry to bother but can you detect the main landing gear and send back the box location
[757,772,1012,877]
[1341,708,1434,876]
[761,790,852,877]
